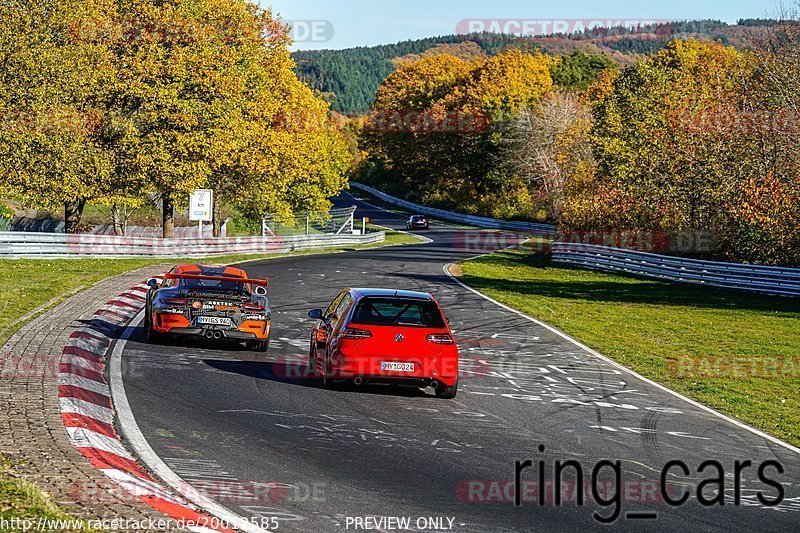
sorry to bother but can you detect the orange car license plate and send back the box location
[197,317,232,327]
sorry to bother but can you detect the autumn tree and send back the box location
[551,50,618,91]
[724,19,800,264]
[0,0,118,233]
[362,55,474,200]
[501,91,593,220]
[568,36,799,265]
[589,40,753,233]
[231,84,352,227]
[362,49,554,217]
[0,0,351,237]
[106,0,352,238]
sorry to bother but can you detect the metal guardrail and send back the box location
[552,243,800,297]
[0,231,385,258]
[350,183,556,234]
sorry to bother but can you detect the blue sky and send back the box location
[263,0,778,50]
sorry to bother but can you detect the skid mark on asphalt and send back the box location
[255,313,729,451]
[162,456,309,524]
[251,303,765,462]
[424,307,754,454]
[220,408,489,455]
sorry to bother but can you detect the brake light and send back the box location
[343,328,373,340]
[243,303,266,311]
[166,299,188,307]
[426,334,454,345]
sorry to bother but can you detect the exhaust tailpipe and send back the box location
[354,377,363,386]
[213,331,223,340]
[430,381,439,390]
[205,330,215,340]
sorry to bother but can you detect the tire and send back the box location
[322,358,343,390]
[249,338,269,353]
[307,343,318,377]
[144,312,163,344]
[435,379,458,399]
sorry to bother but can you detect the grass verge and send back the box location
[458,249,800,447]
[0,228,418,347]
[0,228,420,522]
[0,457,79,525]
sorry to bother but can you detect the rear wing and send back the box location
[164,273,269,288]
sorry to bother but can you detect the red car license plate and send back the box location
[381,362,414,372]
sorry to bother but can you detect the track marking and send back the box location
[443,263,800,456]
[109,312,269,533]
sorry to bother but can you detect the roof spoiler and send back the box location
[164,273,269,287]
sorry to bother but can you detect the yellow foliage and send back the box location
[442,49,556,118]
[0,0,352,224]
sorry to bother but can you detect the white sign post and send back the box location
[189,189,213,239]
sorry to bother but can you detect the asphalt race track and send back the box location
[118,193,799,532]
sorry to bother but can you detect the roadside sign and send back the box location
[189,190,213,222]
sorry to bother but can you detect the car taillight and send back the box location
[426,334,454,345]
[166,299,188,307]
[243,303,265,311]
[343,328,373,340]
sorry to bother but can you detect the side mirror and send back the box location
[308,309,324,320]
[146,279,160,290]
[254,286,268,297]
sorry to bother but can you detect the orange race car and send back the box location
[144,265,271,352]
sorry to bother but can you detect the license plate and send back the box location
[197,316,232,327]
[381,362,415,372]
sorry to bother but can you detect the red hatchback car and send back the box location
[308,289,459,398]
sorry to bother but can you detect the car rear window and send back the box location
[352,297,445,328]
[182,278,248,294]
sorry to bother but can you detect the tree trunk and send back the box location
[64,199,86,234]
[111,205,124,236]
[212,199,221,238]
[162,195,175,239]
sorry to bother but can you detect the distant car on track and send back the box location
[406,215,429,230]
[308,288,458,398]
[145,265,271,352]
